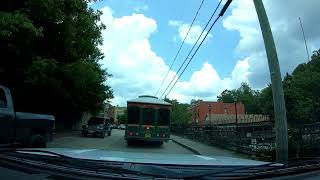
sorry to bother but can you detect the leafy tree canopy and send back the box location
[0,0,113,128]
[216,49,320,126]
[164,98,192,126]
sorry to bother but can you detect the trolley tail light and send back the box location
[129,132,133,136]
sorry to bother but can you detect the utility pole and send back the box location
[253,0,288,162]
[234,101,238,128]
[208,104,212,122]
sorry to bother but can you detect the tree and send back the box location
[117,110,127,124]
[164,98,192,127]
[217,83,262,114]
[0,0,113,128]
[282,49,320,126]
[235,83,262,114]
[258,84,274,116]
[216,49,320,122]
[217,89,235,103]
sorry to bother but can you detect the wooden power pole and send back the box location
[253,0,288,162]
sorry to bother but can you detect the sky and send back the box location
[89,0,320,106]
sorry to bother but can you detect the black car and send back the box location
[81,117,112,138]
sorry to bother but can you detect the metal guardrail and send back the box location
[173,121,320,161]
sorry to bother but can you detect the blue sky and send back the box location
[90,0,320,106]
[92,0,239,79]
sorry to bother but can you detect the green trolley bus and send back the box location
[125,95,172,145]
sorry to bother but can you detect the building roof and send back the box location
[127,95,171,106]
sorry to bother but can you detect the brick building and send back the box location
[188,100,245,124]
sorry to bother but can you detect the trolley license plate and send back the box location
[145,134,151,138]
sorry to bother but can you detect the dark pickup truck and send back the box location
[0,85,55,148]
[81,117,112,138]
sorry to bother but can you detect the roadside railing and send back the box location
[172,120,320,161]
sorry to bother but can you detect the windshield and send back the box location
[1,0,320,178]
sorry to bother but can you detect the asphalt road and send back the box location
[48,129,194,154]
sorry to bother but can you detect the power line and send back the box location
[165,17,220,97]
[160,0,223,98]
[154,0,206,97]
[164,0,232,97]
[299,17,310,61]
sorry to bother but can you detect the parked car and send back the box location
[81,117,112,138]
[0,85,55,148]
[120,124,125,130]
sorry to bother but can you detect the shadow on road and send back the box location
[126,140,165,149]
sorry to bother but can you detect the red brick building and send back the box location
[188,101,245,124]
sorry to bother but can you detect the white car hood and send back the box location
[22,148,270,166]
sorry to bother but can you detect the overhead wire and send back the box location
[163,0,233,98]
[154,0,206,97]
[160,0,224,98]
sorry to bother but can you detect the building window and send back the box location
[224,108,228,114]
[197,109,200,118]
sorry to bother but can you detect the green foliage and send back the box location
[217,89,235,103]
[0,0,113,128]
[283,50,320,125]
[117,110,127,124]
[216,49,320,126]
[217,83,261,114]
[257,84,273,116]
[164,98,192,127]
[61,60,113,114]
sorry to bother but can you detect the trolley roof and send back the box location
[127,95,171,106]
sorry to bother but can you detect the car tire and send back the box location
[29,134,46,148]
[108,132,111,136]
[127,140,133,146]
[82,132,87,137]
[101,132,105,138]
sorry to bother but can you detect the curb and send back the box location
[171,138,201,155]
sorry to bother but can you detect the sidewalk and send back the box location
[171,135,247,159]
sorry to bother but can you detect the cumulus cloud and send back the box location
[133,4,149,12]
[99,6,251,106]
[223,0,320,88]
[168,20,212,45]
[169,58,250,103]
[99,7,175,105]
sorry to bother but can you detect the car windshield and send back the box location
[1,0,320,178]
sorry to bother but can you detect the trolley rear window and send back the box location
[127,106,140,124]
[142,108,155,125]
[158,108,170,126]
